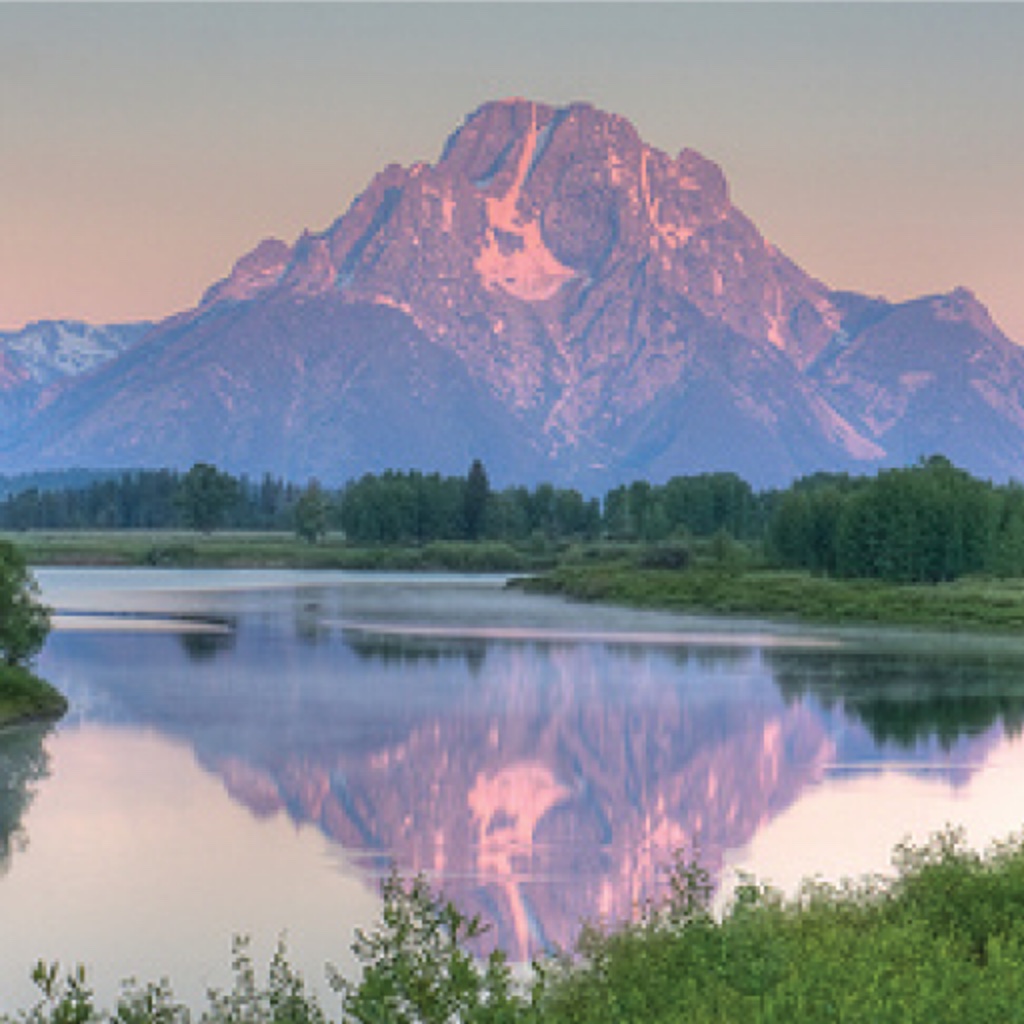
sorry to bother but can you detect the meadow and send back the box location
[2,531,550,573]
[523,560,1024,634]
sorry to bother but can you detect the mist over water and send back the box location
[3,569,1024,1009]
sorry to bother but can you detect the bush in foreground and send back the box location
[8,830,1024,1023]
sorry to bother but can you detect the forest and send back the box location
[3,455,1024,583]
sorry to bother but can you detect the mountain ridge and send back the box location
[2,98,1022,488]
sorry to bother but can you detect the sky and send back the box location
[2,3,1023,342]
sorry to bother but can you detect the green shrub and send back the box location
[11,833,1024,1023]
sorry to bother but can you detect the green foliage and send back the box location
[0,541,50,668]
[204,937,326,1024]
[5,456,1024,598]
[14,962,98,1024]
[463,461,491,542]
[177,464,240,534]
[0,666,67,727]
[294,482,329,545]
[530,831,1024,1023]
[333,870,523,1024]
[13,833,1024,1022]
[768,456,1013,585]
[523,563,1024,634]
[605,473,762,543]
[635,540,691,570]
[8,455,1024,592]
[336,472,597,547]
[2,939,325,1024]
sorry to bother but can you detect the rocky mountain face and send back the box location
[0,319,148,424]
[809,288,1024,480]
[2,99,1022,486]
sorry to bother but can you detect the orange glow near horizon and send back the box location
[1,4,1022,342]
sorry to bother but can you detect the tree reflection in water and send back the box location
[178,619,238,663]
[0,723,53,876]
[769,646,1024,749]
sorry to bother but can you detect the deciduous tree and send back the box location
[176,462,239,533]
[0,541,50,667]
[294,480,329,544]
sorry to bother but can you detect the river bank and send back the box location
[9,530,1024,634]
[4,530,551,573]
[520,563,1024,634]
[0,666,68,729]
[5,828,1024,1023]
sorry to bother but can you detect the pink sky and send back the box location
[2,4,1022,342]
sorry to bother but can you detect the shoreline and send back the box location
[518,564,1024,636]
[0,666,69,730]
[9,529,1024,636]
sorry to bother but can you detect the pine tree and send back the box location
[463,459,490,541]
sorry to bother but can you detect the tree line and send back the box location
[0,461,754,545]
[0,467,304,534]
[767,456,1024,582]
[3,455,1024,583]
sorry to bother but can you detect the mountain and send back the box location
[2,301,535,482]
[809,288,1024,481]
[0,319,149,423]
[2,99,1022,487]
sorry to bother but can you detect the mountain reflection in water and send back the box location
[28,571,1024,962]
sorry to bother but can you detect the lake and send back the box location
[4,568,1024,1010]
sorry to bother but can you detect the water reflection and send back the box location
[0,724,53,876]
[178,618,238,662]
[16,571,1024,969]
[771,647,1024,750]
[348,634,489,675]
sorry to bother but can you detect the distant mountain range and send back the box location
[0,319,148,424]
[3,98,1023,488]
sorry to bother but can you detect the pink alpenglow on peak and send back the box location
[4,99,1024,489]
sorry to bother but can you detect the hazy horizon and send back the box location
[2,3,1022,342]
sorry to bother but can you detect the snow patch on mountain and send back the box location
[0,320,150,387]
[474,103,576,301]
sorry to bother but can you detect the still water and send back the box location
[4,568,1024,1009]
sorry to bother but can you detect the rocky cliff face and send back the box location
[810,288,1024,480]
[2,99,1022,486]
[0,319,148,424]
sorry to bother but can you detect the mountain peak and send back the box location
[7,99,1023,487]
[930,286,1002,339]
[200,237,293,309]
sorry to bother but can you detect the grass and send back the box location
[9,529,1024,633]
[0,665,68,729]
[521,562,1024,634]
[1,531,556,573]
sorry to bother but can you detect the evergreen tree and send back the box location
[463,459,490,541]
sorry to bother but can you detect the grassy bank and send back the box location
[11,529,1024,634]
[0,665,68,728]
[3,531,555,573]
[8,829,1024,1023]
[522,562,1024,633]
